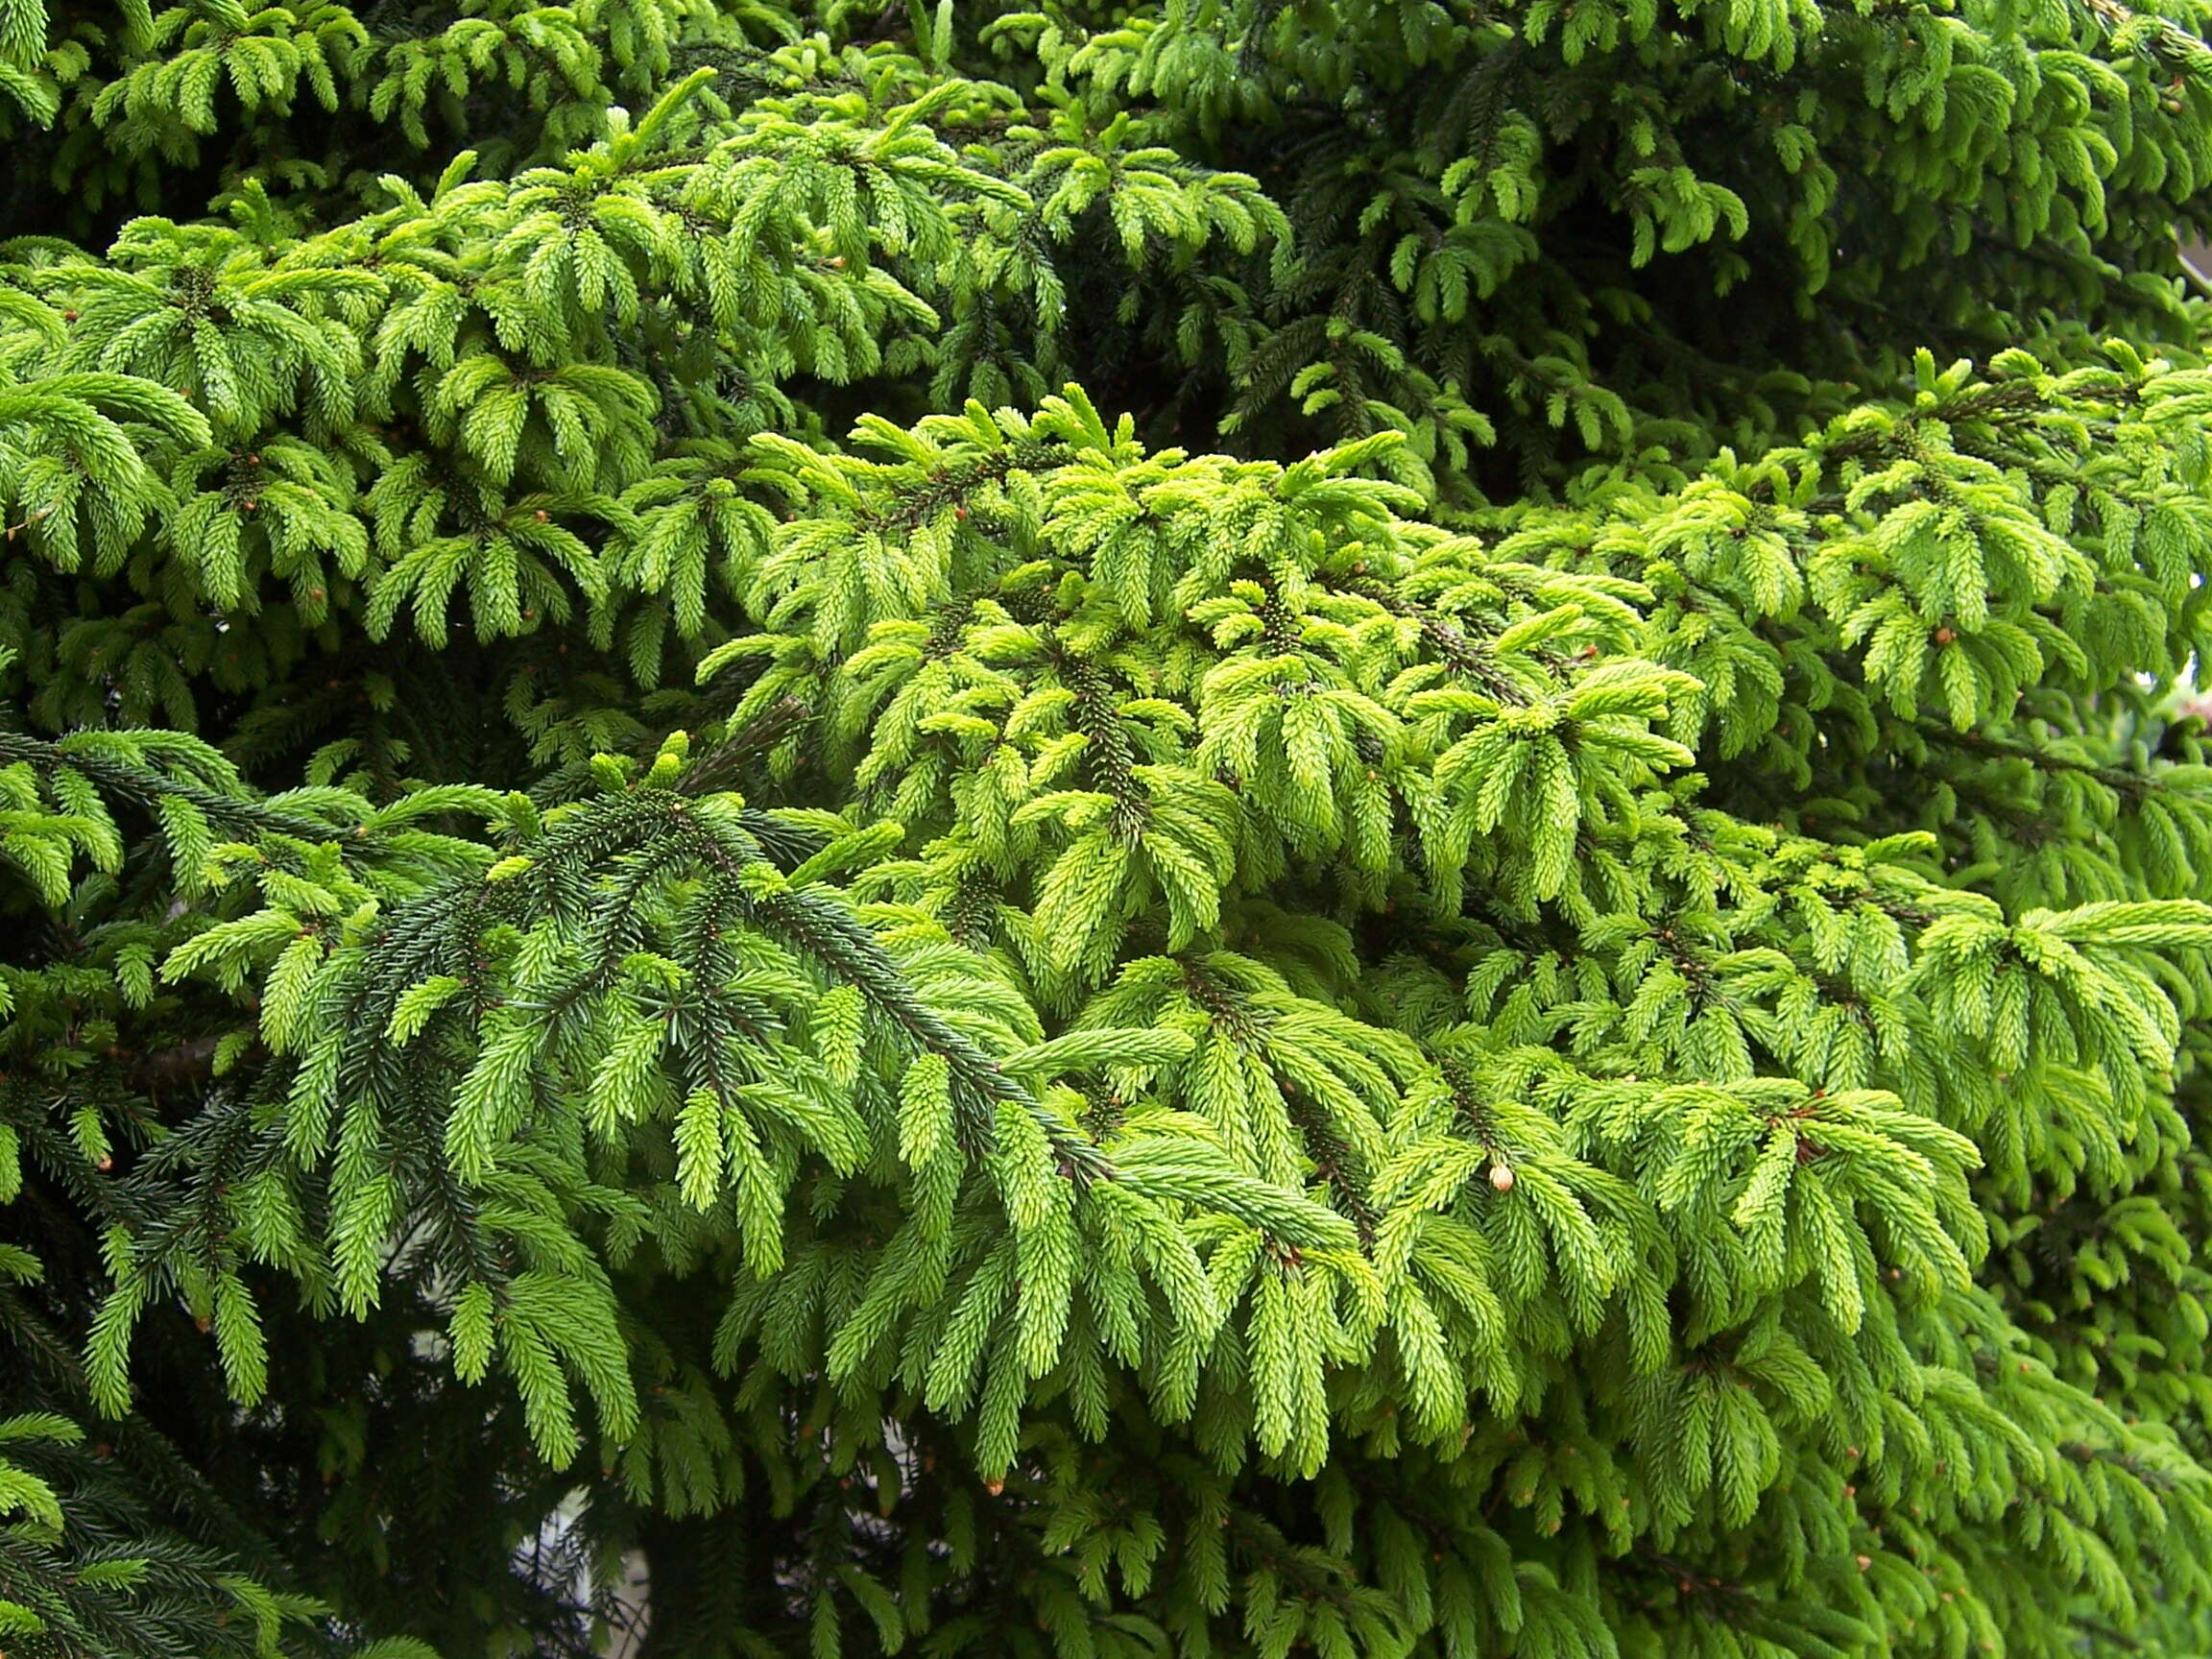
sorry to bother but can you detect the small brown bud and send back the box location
[95,1154,113,1173]
[1855,1555,1871,1572]
[63,310,79,323]
[1934,626,1956,645]
[534,509,549,522]
[1490,1164,1516,1192]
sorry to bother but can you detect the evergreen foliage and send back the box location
[10,0,2212,1653]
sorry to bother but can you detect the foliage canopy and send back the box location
[10,0,2212,1654]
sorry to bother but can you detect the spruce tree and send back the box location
[10,0,2212,1652]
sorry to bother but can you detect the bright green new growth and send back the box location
[9,0,2212,1655]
